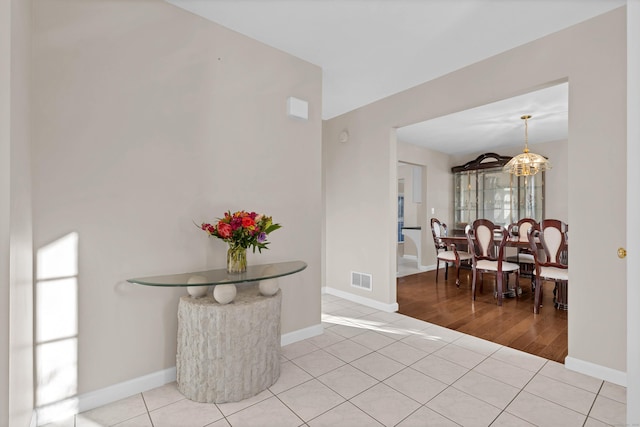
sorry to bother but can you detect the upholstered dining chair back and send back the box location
[465,219,520,305]
[430,218,448,251]
[430,217,472,286]
[510,218,538,243]
[533,219,568,267]
[469,219,499,260]
[527,219,569,314]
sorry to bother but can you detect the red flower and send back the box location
[241,216,255,228]
[201,223,215,234]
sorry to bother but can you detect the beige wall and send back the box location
[2,0,35,425]
[325,8,626,373]
[32,0,322,396]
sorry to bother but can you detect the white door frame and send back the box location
[627,2,639,424]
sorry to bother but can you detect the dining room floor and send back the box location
[46,293,626,427]
[397,263,568,363]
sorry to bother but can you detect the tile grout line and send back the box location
[582,381,605,427]
[139,392,154,427]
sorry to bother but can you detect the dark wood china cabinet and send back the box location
[452,153,545,234]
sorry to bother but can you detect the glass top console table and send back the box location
[128,260,308,403]
[127,260,307,287]
[128,260,307,302]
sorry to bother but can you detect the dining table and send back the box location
[438,234,538,298]
[439,229,568,307]
[439,234,541,249]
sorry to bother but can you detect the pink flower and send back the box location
[217,222,232,239]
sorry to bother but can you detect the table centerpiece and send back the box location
[200,210,281,273]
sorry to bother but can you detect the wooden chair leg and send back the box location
[555,281,568,310]
[455,263,461,287]
[496,272,504,306]
[435,259,440,282]
[444,262,449,280]
[534,278,543,314]
[471,268,477,300]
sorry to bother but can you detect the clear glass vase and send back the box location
[227,245,247,274]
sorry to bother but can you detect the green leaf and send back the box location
[265,224,282,234]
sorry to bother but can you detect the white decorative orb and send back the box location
[259,278,279,296]
[213,284,237,304]
[187,275,209,298]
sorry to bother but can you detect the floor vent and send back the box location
[351,271,372,291]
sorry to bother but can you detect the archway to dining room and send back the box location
[391,82,569,363]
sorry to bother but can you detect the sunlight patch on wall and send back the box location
[35,232,80,424]
[37,232,78,280]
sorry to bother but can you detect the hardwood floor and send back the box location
[397,266,568,363]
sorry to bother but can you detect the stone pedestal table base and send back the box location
[176,285,282,403]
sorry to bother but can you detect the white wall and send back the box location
[32,0,322,398]
[2,0,35,426]
[325,8,626,376]
[627,2,640,423]
[1,0,11,421]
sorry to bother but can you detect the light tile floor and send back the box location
[46,293,626,427]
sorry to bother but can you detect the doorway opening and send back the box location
[397,162,427,278]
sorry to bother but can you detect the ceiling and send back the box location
[396,82,569,155]
[166,0,624,154]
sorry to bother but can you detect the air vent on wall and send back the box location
[351,271,372,291]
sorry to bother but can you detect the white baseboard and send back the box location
[35,323,325,425]
[565,356,627,386]
[36,367,177,425]
[411,263,435,272]
[281,323,323,346]
[78,367,177,413]
[399,255,436,271]
[323,286,399,312]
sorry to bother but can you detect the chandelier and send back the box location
[504,115,552,176]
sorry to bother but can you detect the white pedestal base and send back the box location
[176,285,282,403]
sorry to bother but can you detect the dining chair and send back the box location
[506,218,538,283]
[430,218,472,287]
[527,219,569,314]
[465,219,520,305]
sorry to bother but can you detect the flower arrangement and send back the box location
[201,210,281,252]
[200,211,281,273]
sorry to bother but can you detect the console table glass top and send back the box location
[127,260,307,287]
